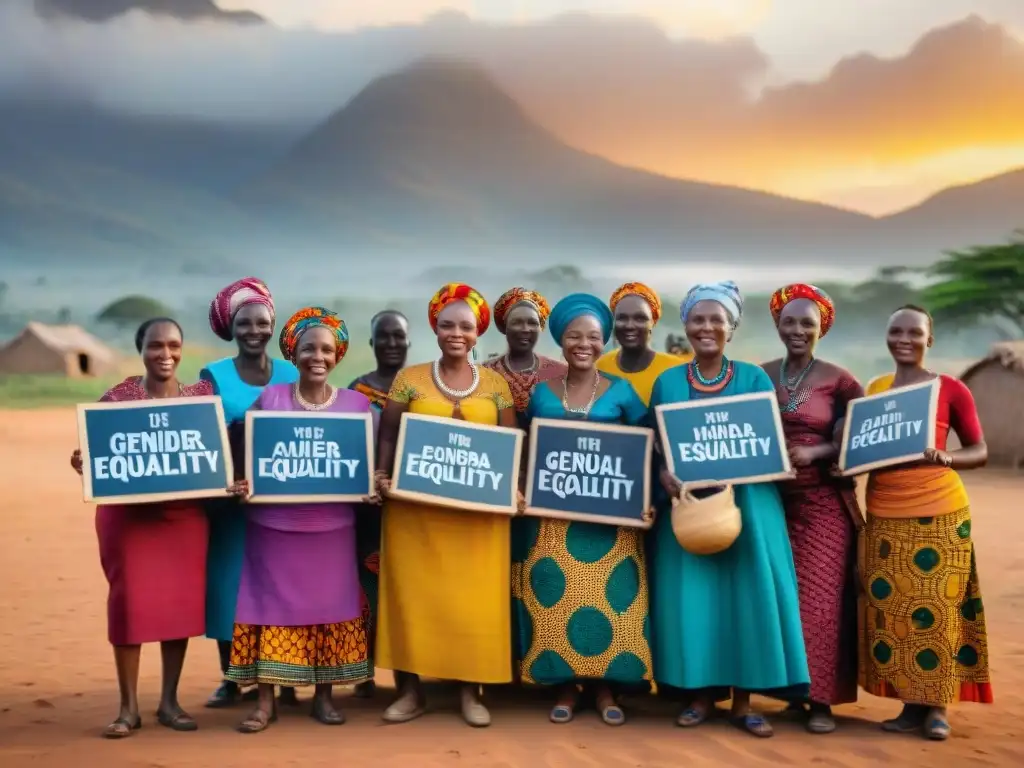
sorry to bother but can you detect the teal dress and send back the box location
[200,357,298,642]
[648,361,809,694]
[512,376,653,685]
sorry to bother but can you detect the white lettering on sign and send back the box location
[257,425,361,482]
[404,431,503,490]
[92,421,220,483]
[850,403,922,450]
[674,410,772,463]
[535,434,634,501]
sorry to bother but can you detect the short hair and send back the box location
[893,304,933,334]
[134,317,183,353]
[369,309,408,336]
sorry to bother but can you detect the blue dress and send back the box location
[200,357,298,642]
[512,376,653,685]
[648,361,810,694]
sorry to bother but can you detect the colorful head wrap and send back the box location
[428,283,491,335]
[208,277,275,341]
[548,293,614,345]
[680,281,744,329]
[769,283,836,337]
[493,287,551,334]
[609,282,662,325]
[278,307,349,362]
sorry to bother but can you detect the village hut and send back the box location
[959,340,1024,469]
[0,322,120,378]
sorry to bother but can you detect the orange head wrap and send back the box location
[769,283,836,337]
[427,283,491,335]
[492,287,551,334]
[609,282,662,324]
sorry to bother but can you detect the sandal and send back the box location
[311,698,346,725]
[205,681,240,709]
[731,713,774,738]
[807,710,836,734]
[102,715,141,739]
[924,709,951,741]
[881,705,926,733]
[156,708,198,732]
[237,709,277,734]
[676,704,711,728]
[600,703,626,726]
[549,704,574,724]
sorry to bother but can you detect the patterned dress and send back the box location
[483,354,567,424]
[375,363,516,683]
[770,362,863,705]
[513,377,652,685]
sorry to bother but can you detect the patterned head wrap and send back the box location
[769,283,836,337]
[428,283,491,335]
[208,277,275,341]
[680,281,744,329]
[493,287,551,334]
[548,293,614,345]
[609,282,662,325]
[278,307,350,362]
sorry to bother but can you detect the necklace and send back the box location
[779,356,816,413]
[432,359,480,401]
[692,356,730,386]
[294,384,337,411]
[503,353,537,374]
[562,371,600,417]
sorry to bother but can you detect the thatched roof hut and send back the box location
[0,322,120,378]
[960,340,1024,469]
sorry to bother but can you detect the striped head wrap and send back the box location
[609,282,662,324]
[769,283,836,337]
[548,293,614,345]
[278,306,349,362]
[428,283,491,335]
[208,277,275,341]
[680,281,743,329]
[493,287,551,333]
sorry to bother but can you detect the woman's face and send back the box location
[613,294,653,351]
[295,326,338,385]
[435,302,478,360]
[372,313,410,369]
[561,314,604,371]
[232,303,274,357]
[684,300,732,358]
[504,303,541,354]
[886,308,931,366]
[141,321,182,382]
[777,298,821,357]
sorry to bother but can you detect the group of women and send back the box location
[69,275,993,743]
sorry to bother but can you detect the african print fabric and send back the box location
[227,619,370,686]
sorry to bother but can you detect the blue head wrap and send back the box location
[548,293,614,345]
[680,281,743,329]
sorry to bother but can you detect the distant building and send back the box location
[0,322,120,378]
[959,340,1024,469]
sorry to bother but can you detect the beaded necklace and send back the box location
[688,356,734,394]
[294,384,337,411]
[778,355,816,413]
[561,371,600,417]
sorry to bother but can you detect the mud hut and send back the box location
[959,340,1024,469]
[0,322,119,378]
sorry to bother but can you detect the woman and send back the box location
[70,318,212,737]
[226,307,375,733]
[375,283,519,727]
[649,281,809,738]
[483,287,567,424]
[762,284,863,733]
[858,305,992,740]
[201,277,299,709]
[515,294,652,725]
[347,309,411,699]
[665,333,693,362]
[597,282,683,406]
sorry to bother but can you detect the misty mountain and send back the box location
[34,0,264,24]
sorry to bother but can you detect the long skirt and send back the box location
[355,506,382,670]
[512,517,651,685]
[205,499,247,642]
[96,503,207,645]
[859,506,993,705]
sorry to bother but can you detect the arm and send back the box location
[940,378,988,470]
[73,385,119,473]
[376,368,413,479]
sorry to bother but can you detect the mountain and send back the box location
[34,0,264,24]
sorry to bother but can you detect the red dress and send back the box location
[95,377,211,646]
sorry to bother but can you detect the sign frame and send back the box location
[76,395,233,505]
[244,410,376,504]
[388,412,525,515]
[837,378,940,476]
[654,391,792,490]
[524,417,654,529]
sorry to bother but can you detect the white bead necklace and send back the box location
[293,384,337,411]
[561,371,600,417]
[432,359,480,400]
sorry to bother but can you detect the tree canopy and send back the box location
[96,295,174,327]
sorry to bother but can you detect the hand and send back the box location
[788,445,817,468]
[828,463,845,478]
[374,471,391,496]
[923,448,953,468]
[227,479,251,499]
[363,491,383,506]
[659,468,682,498]
[641,506,656,525]
[516,490,527,515]
[70,449,83,476]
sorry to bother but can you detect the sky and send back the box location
[6,0,1024,214]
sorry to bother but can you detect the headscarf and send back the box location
[278,306,349,362]
[208,277,275,341]
[428,283,491,335]
[680,280,744,329]
[548,293,614,345]
[769,283,836,337]
[493,287,551,334]
[609,282,662,325]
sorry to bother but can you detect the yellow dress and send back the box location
[376,363,515,683]
[596,350,684,406]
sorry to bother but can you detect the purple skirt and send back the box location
[235,520,361,627]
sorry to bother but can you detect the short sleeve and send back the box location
[387,367,416,404]
[747,363,775,394]
[833,368,864,418]
[490,373,514,411]
[187,379,215,397]
[944,376,984,445]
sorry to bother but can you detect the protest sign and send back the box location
[389,413,523,515]
[77,396,232,504]
[525,418,653,529]
[244,411,374,503]
[654,391,791,489]
[838,379,939,475]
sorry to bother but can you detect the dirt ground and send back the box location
[1,409,1021,767]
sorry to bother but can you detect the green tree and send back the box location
[97,295,175,328]
[920,233,1024,338]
